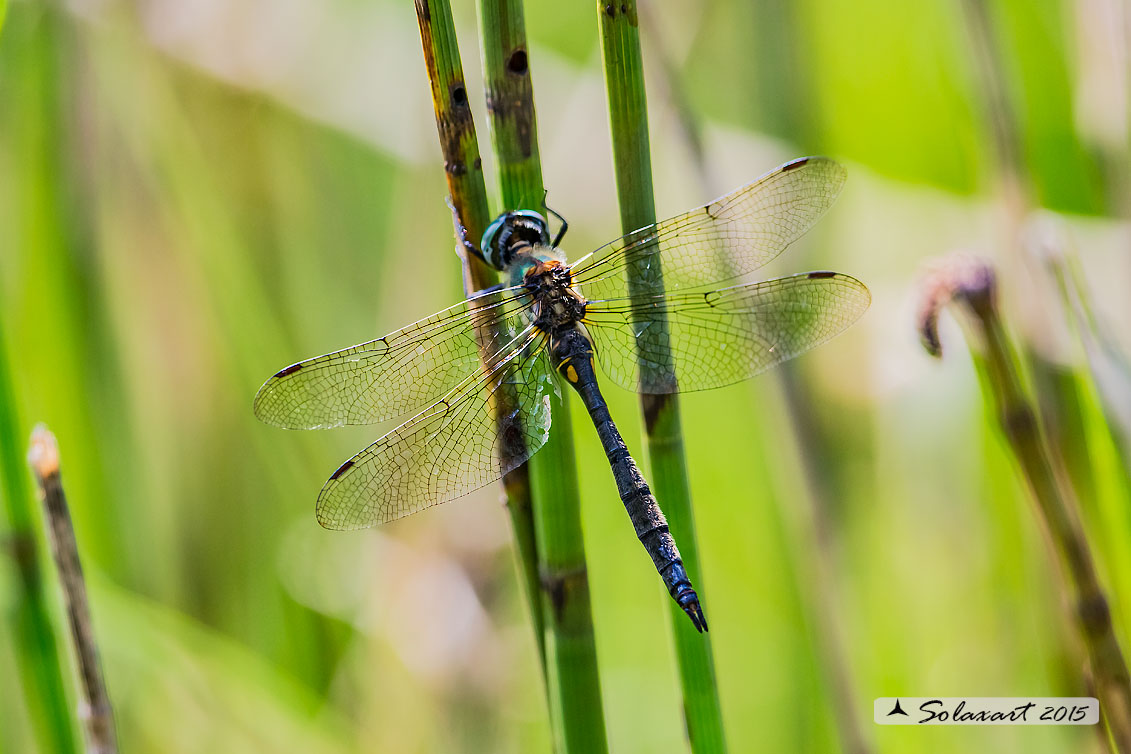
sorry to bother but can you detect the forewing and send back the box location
[253,286,532,429]
[315,328,557,529]
[584,272,870,394]
[572,157,846,303]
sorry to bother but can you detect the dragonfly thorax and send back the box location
[522,257,587,335]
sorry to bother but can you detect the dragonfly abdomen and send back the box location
[550,327,708,632]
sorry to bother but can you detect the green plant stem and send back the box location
[637,8,869,750]
[597,2,726,752]
[927,260,1131,753]
[413,0,545,673]
[974,301,1131,754]
[1046,249,1131,505]
[0,327,80,754]
[1,6,85,752]
[478,2,609,751]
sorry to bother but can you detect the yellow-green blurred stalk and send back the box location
[922,256,1131,753]
[0,5,87,752]
[0,327,81,754]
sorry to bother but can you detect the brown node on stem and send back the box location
[27,423,61,480]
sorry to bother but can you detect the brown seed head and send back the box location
[917,254,997,358]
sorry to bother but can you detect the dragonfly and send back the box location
[254,156,870,633]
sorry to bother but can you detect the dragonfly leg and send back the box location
[446,194,488,264]
[543,199,569,248]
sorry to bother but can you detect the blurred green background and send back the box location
[3,0,1131,751]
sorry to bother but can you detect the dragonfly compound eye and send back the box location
[481,210,551,269]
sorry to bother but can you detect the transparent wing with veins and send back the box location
[571,157,847,304]
[315,323,558,529]
[583,272,870,394]
[253,285,533,429]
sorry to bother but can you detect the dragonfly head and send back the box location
[481,210,551,270]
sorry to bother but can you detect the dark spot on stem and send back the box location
[7,532,35,571]
[1078,594,1112,637]
[543,571,566,619]
[472,156,482,171]
[451,85,468,108]
[604,3,615,17]
[643,393,669,435]
[417,0,430,22]
[500,418,527,464]
[507,49,528,75]
[1000,405,1037,442]
[540,566,589,622]
[620,4,627,13]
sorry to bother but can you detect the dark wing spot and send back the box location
[808,270,837,279]
[275,363,303,378]
[330,460,354,480]
[782,156,811,171]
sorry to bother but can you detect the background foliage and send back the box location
[2,0,1130,751]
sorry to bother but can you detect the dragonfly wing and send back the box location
[315,328,557,529]
[584,272,869,394]
[572,157,846,303]
[253,286,532,429]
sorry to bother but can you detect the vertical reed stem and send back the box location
[637,7,869,749]
[479,2,609,751]
[414,0,545,674]
[597,2,727,751]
